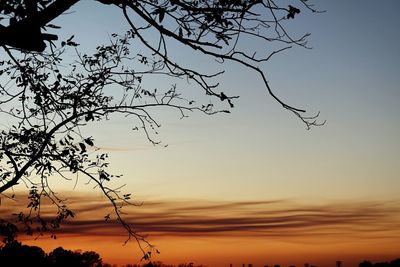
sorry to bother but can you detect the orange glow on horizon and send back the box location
[2,193,398,266]
[21,234,400,267]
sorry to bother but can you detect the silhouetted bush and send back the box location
[48,246,102,267]
[0,240,48,266]
[360,261,374,267]
[391,259,400,267]
[0,241,102,267]
[0,220,18,244]
[359,259,400,267]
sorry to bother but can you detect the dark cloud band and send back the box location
[1,195,399,239]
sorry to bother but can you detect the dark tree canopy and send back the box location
[0,240,104,267]
[0,0,323,259]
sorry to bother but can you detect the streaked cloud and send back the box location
[1,194,400,240]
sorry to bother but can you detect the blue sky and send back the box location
[43,0,400,202]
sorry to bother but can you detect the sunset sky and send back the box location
[1,1,400,266]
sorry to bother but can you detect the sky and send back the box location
[1,1,400,266]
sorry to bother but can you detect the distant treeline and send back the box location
[0,240,204,267]
[359,259,400,267]
[129,263,204,267]
[0,240,104,267]
[242,260,400,267]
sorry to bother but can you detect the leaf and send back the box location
[220,92,228,101]
[78,143,86,153]
[99,171,110,181]
[67,41,79,47]
[85,112,94,122]
[84,137,94,146]
[66,209,75,218]
[159,8,165,23]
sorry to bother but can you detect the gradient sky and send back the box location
[46,0,400,201]
[2,1,400,266]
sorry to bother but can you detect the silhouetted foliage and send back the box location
[48,246,103,267]
[0,237,209,266]
[0,0,323,259]
[138,262,204,267]
[0,219,18,244]
[0,240,48,266]
[0,240,103,267]
[360,261,374,267]
[359,259,400,267]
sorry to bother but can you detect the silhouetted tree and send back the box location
[0,240,49,266]
[48,246,103,267]
[0,239,105,267]
[0,0,323,258]
[0,219,18,244]
[123,262,200,267]
[143,262,157,267]
[360,261,373,267]
[390,259,400,267]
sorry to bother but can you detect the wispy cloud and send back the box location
[1,194,400,239]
